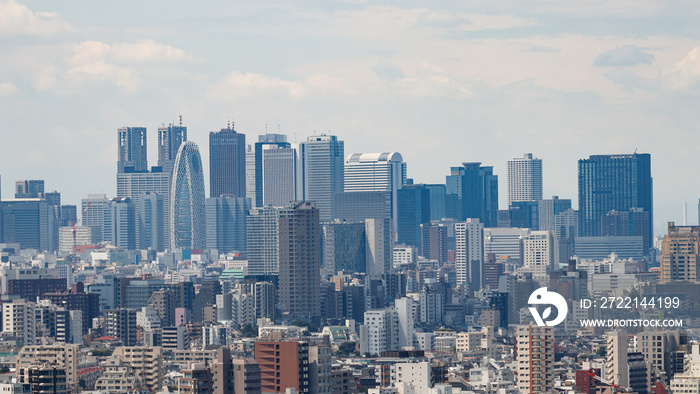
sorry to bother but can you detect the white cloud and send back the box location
[594,45,655,67]
[661,47,700,92]
[0,82,19,96]
[209,71,356,99]
[109,39,198,64]
[0,0,74,37]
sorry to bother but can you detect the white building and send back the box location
[366,218,393,277]
[455,219,484,290]
[262,145,298,206]
[390,362,431,393]
[522,231,555,279]
[507,153,542,206]
[483,227,530,264]
[394,297,414,349]
[2,299,36,346]
[136,306,161,330]
[393,245,416,267]
[671,344,700,393]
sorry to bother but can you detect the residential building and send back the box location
[247,206,279,275]
[105,308,137,346]
[16,344,79,388]
[254,341,310,394]
[516,325,555,394]
[2,299,36,346]
[455,219,484,291]
[660,222,700,283]
[112,346,163,392]
[507,153,543,206]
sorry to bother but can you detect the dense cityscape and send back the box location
[0,122,698,394]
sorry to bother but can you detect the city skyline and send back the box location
[2,1,700,234]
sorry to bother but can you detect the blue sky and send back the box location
[2,0,700,233]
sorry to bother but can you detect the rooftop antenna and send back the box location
[278,124,280,133]
[227,119,231,130]
[232,120,235,130]
[266,123,268,133]
[179,115,183,127]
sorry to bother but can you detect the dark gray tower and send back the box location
[117,127,148,173]
[209,125,246,198]
[158,121,187,174]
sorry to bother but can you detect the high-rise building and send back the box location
[246,206,279,275]
[298,134,344,222]
[205,196,250,253]
[171,141,206,250]
[105,308,137,346]
[425,184,446,221]
[1,198,55,251]
[103,197,136,250]
[516,325,555,394]
[578,153,653,251]
[16,344,79,389]
[158,123,187,173]
[81,194,110,243]
[246,144,256,207]
[117,169,171,249]
[261,145,298,206]
[455,219,484,291]
[137,192,164,251]
[278,202,320,321]
[601,208,651,253]
[321,220,366,277]
[14,180,44,198]
[538,196,572,233]
[420,222,449,264]
[335,191,389,221]
[345,152,407,238]
[209,126,246,198]
[2,299,36,346]
[117,127,148,173]
[254,134,291,207]
[660,222,700,283]
[483,227,530,264]
[446,162,498,227]
[365,218,392,277]
[522,231,555,278]
[396,184,430,254]
[507,153,543,206]
[254,341,309,394]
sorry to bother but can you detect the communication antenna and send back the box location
[179,115,183,127]
[227,119,231,130]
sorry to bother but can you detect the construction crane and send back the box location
[582,370,630,393]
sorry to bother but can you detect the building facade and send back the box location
[209,127,246,198]
[507,153,543,207]
[170,141,206,250]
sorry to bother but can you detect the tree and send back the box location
[336,341,357,356]
[241,324,257,338]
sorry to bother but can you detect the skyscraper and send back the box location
[81,194,110,243]
[261,145,297,206]
[538,196,572,232]
[321,220,366,277]
[660,222,700,283]
[1,198,55,251]
[14,180,45,198]
[446,162,498,227]
[209,126,246,198]
[578,153,653,250]
[103,197,136,250]
[137,192,164,251]
[455,218,484,291]
[298,134,344,222]
[205,196,249,253]
[255,133,291,207]
[117,170,171,250]
[158,123,187,173]
[247,206,280,275]
[278,202,320,321]
[425,184,446,221]
[345,152,407,235]
[170,141,206,250]
[396,184,430,254]
[365,217,392,277]
[507,153,543,206]
[118,127,148,173]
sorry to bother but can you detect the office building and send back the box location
[117,170,171,250]
[601,208,651,253]
[298,134,344,221]
[660,222,700,283]
[105,308,137,346]
[538,196,572,233]
[446,162,498,227]
[483,227,530,264]
[254,341,309,394]
[508,153,543,206]
[136,192,165,251]
[278,202,320,320]
[322,220,366,277]
[158,122,187,173]
[516,325,555,394]
[14,180,44,198]
[345,152,407,235]
[44,282,99,332]
[103,197,136,250]
[522,231,555,278]
[365,218,392,277]
[58,205,77,227]
[246,206,279,275]
[578,153,653,250]
[117,127,148,173]
[574,236,644,260]
[261,145,298,206]
[455,219,484,291]
[254,133,291,206]
[81,194,110,243]
[210,126,246,198]
[171,141,206,250]
[419,222,450,264]
[246,144,257,206]
[206,196,250,253]
[335,191,389,221]
[396,184,430,254]
[1,198,55,251]
[425,184,446,221]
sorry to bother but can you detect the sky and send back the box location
[2,0,700,234]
